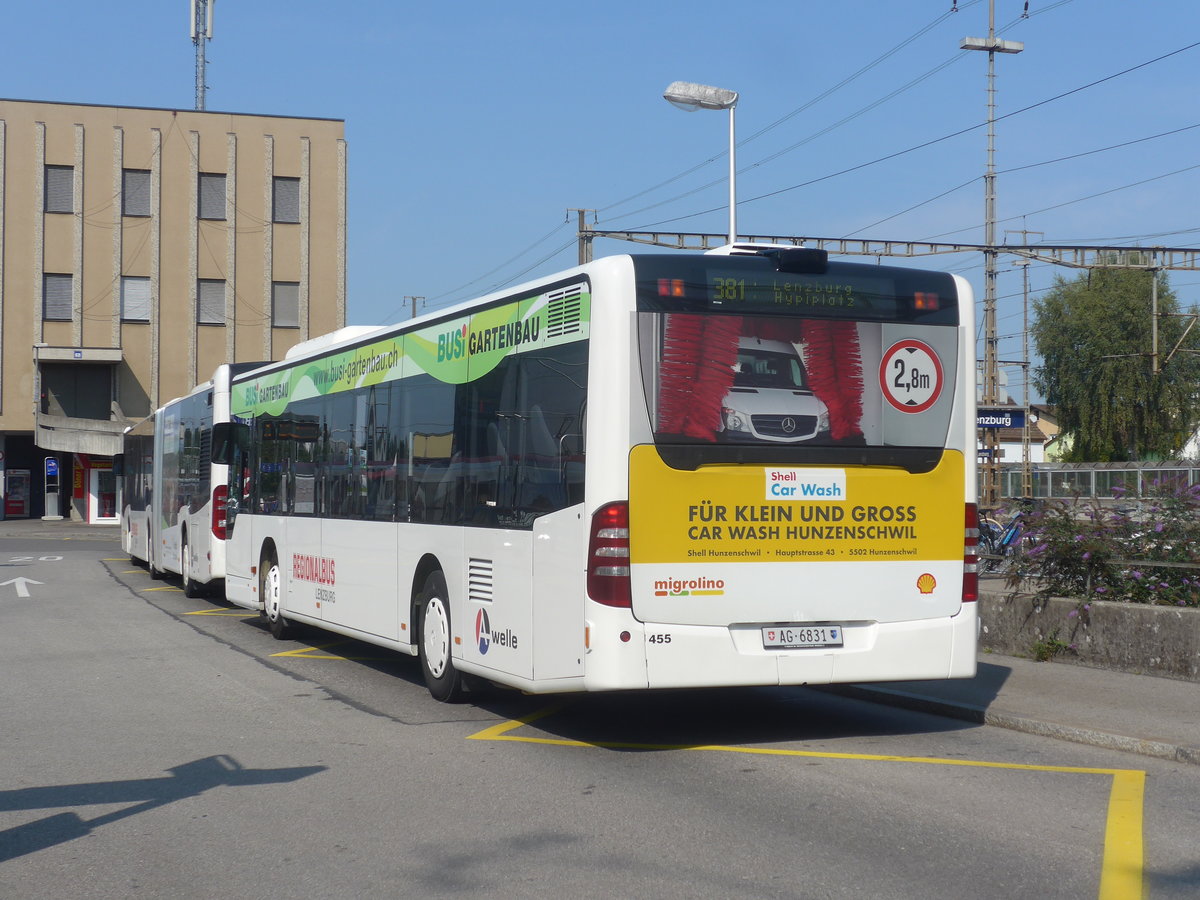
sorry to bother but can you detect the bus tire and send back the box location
[418,571,464,703]
[181,532,203,598]
[261,551,293,640]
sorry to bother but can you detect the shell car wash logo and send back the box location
[917,573,936,594]
[653,576,726,597]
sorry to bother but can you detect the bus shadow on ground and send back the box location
[477,682,983,751]
[817,660,1012,726]
[0,755,325,863]
[165,580,1008,745]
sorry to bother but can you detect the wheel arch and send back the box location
[410,553,444,625]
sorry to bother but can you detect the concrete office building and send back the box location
[0,98,347,521]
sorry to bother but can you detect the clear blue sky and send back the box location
[3,1,1198,403]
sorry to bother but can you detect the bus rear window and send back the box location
[638,311,957,451]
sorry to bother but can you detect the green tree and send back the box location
[1031,268,1200,461]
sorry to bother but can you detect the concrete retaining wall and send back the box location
[979,589,1200,682]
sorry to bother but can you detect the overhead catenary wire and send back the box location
[601,0,1071,230]
[623,39,1200,234]
[596,3,975,218]
[425,3,1001,305]
[842,121,1200,238]
[382,220,572,321]
[417,6,1195,313]
[920,161,1200,242]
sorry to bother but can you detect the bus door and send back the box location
[223,428,258,606]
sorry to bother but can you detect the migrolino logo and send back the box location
[652,576,726,598]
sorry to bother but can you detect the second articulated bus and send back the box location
[214,249,978,700]
[121,362,266,596]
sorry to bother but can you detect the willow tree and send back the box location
[1031,268,1200,461]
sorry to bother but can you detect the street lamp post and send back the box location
[663,81,739,245]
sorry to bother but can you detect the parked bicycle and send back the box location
[979,499,1035,574]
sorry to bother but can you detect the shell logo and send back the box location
[916,573,937,594]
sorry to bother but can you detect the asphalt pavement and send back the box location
[5,515,1197,767]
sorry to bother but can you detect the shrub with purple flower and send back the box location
[1004,479,1200,607]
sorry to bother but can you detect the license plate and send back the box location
[761,625,843,649]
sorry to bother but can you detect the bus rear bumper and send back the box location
[634,605,978,689]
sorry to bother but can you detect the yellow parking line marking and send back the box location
[468,704,572,742]
[270,641,389,661]
[142,586,182,592]
[1100,769,1145,900]
[184,608,259,618]
[471,708,1146,900]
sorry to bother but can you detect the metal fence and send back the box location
[989,461,1198,505]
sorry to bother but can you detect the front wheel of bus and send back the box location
[261,554,293,640]
[418,571,464,702]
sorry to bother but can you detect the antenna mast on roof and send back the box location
[190,0,215,110]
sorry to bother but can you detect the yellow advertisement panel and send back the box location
[629,444,963,566]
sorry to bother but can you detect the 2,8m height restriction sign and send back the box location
[879,338,943,413]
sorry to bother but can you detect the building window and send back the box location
[198,279,226,325]
[122,169,151,217]
[43,273,73,320]
[121,276,152,322]
[198,172,227,220]
[272,281,300,328]
[272,176,300,223]
[45,165,74,214]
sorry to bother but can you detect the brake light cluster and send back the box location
[657,278,686,298]
[963,503,979,603]
[587,502,631,608]
[212,484,229,541]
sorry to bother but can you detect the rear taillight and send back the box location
[587,501,631,608]
[212,484,228,540]
[963,503,979,603]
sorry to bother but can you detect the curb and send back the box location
[824,684,1200,767]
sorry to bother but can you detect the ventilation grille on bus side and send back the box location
[546,285,584,338]
[468,558,494,603]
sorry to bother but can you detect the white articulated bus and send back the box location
[121,362,266,597]
[213,249,978,701]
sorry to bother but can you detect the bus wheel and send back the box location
[418,571,464,702]
[261,553,293,640]
[181,534,203,598]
